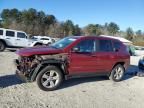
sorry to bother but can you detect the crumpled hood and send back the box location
[16,46,63,56]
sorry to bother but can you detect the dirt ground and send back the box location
[0,51,144,108]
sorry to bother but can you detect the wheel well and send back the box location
[108,62,125,76]
[32,63,65,81]
[0,39,7,46]
[48,63,64,74]
[112,62,125,70]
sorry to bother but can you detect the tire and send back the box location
[34,43,43,47]
[0,41,6,52]
[109,64,125,82]
[36,65,63,91]
[47,42,51,46]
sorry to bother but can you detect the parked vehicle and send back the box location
[138,56,144,70]
[32,36,53,45]
[14,36,130,91]
[0,28,43,51]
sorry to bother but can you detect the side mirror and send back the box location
[72,47,80,52]
[114,48,119,52]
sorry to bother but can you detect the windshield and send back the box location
[51,37,77,49]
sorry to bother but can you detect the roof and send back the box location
[100,35,132,43]
[0,28,25,33]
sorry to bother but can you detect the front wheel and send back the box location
[109,64,125,82]
[36,66,63,91]
[0,41,6,52]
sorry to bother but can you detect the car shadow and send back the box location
[124,64,139,80]
[0,74,24,88]
[6,49,17,52]
[0,65,139,89]
[60,65,139,90]
[60,76,108,90]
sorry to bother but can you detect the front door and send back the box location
[68,38,98,75]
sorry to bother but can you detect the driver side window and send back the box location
[74,39,95,53]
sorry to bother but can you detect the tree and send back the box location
[107,22,119,35]
[63,20,75,36]
[126,27,134,41]
[47,22,66,38]
[84,24,96,35]
[2,8,144,39]
[136,30,142,36]
[1,9,10,19]
[74,24,81,36]
[44,15,56,27]
[82,24,102,36]
[95,24,102,35]
[1,9,10,28]
[9,8,20,21]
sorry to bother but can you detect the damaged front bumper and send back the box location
[14,59,31,82]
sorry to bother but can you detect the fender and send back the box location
[30,59,68,81]
[0,39,7,46]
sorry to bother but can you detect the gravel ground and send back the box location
[0,51,144,108]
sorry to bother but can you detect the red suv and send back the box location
[14,36,130,91]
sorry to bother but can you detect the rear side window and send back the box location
[6,31,15,37]
[40,38,49,40]
[113,41,121,50]
[17,32,26,38]
[98,40,113,52]
[0,30,3,35]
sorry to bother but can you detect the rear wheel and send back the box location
[34,43,43,47]
[36,66,63,91]
[109,64,125,82]
[0,41,6,52]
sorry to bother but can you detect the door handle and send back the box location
[6,38,10,39]
[16,39,20,40]
[91,54,97,57]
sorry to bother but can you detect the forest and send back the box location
[0,8,144,45]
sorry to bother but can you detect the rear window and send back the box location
[98,39,113,52]
[0,30,3,35]
[6,31,15,37]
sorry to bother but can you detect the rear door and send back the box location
[95,39,118,72]
[16,32,28,47]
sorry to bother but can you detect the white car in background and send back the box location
[0,28,43,52]
[32,36,55,45]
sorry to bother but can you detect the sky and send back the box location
[0,0,144,31]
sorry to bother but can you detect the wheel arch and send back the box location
[0,39,7,46]
[30,41,43,47]
[30,60,67,81]
[110,62,125,75]
[33,42,43,46]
